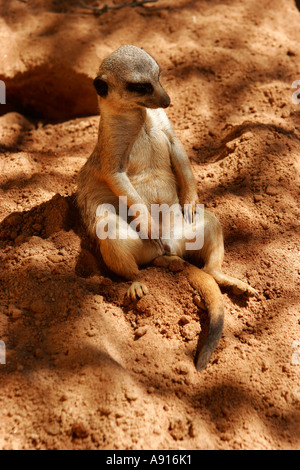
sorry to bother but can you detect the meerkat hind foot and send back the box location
[232,282,259,297]
[203,268,258,297]
[127,282,149,300]
[214,271,258,297]
[152,255,185,270]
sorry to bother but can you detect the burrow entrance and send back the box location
[0,65,98,122]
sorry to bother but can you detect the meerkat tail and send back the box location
[185,264,224,371]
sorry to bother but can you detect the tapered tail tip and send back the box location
[194,310,224,372]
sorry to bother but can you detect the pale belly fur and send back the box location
[126,119,179,209]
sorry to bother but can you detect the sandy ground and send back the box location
[0,0,300,450]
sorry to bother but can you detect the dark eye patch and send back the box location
[93,77,109,97]
[126,82,153,95]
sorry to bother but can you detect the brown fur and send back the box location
[76,46,258,370]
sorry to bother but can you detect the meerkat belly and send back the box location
[127,126,179,206]
[130,169,178,207]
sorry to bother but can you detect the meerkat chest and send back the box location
[126,119,178,205]
[127,123,171,175]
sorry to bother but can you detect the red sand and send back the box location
[0,0,299,450]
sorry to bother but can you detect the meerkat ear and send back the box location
[93,76,109,97]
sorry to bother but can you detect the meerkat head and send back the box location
[93,45,171,111]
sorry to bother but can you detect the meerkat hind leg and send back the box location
[199,212,258,297]
[201,241,258,297]
[99,213,162,299]
[126,239,164,299]
[101,239,149,299]
[206,269,259,297]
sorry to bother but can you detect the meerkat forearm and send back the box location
[169,136,198,202]
[170,138,198,224]
[102,171,148,210]
[99,170,160,242]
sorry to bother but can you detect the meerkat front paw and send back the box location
[180,190,199,224]
[127,281,149,300]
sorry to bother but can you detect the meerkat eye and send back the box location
[126,82,153,95]
[93,77,109,97]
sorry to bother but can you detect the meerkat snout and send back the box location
[93,45,171,110]
[154,85,171,109]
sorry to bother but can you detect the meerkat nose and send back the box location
[161,93,171,108]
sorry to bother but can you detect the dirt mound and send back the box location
[0,0,299,450]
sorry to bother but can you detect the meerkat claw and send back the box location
[127,282,149,300]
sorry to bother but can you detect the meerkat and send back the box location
[76,45,258,371]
